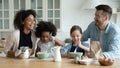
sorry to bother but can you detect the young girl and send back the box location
[60,25,89,58]
[35,21,64,54]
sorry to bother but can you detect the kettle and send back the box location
[51,46,62,62]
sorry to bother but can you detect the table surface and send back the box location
[0,56,120,68]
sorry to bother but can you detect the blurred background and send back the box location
[0,0,120,43]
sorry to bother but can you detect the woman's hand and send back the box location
[16,53,24,59]
[29,49,33,55]
[7,50,15,58]
[7,50,24,59]
[99,57,114,66]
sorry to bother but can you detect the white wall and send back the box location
[56,0,119,41]
[0,0,119,41]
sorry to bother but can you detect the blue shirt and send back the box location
[60,42,89,55]
[81,21,120,59]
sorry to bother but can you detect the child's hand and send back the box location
[36,47,41,52]
[74,38,81,45]
[75,40,82,48]
[75,40,90,52]
[50,36,55,41]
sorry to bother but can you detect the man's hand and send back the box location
[99,57,114,66]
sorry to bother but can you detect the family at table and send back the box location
[3,4,120,66]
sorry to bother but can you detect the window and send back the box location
[30,0,61,30]
[0,0,61,31]
[0,0,9,31]
[14,0,25,15]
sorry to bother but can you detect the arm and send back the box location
[16,48,33,59]
[51,36,65,47]
[81,22,96,42]
[7,50,15,58]
[36,46,41,53]
[4,32,16,58]
[60,44,72,58]
[78,43,90,52]
[81,25,91,42]
[103,33,120,59]
[35,46,40,57]
[60,44,71,54]
[74,37,90,52]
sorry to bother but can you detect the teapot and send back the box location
[51,46,62,62]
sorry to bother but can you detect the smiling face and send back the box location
[70,30,82,43]
[41,31,51,43]
[23,14,35,31]
[94,10,108,29]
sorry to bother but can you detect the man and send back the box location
[82,4,120,66]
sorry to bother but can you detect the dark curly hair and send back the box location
[35,21,57,37]
[14,9,36,30]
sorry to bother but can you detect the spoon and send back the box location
[74,47,78,53]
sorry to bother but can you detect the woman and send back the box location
[4,9,37,59]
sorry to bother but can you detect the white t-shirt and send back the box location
[37,40,55,53]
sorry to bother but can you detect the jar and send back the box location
[1,38,6,47]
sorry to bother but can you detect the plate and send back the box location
[78,59,94,65]
[72,58,97,65]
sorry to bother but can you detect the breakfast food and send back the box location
[81,55,88,60]
[75,55,88,61]
[74,55,94,65]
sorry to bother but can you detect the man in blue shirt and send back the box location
[82,4,120,66]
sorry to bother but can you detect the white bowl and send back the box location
[37,52,50,59]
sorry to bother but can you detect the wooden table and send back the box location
[0,56,120,68]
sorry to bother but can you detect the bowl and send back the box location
[37,52,50,59]
[69,52,83,58]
